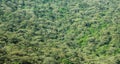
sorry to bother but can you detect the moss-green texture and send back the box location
[0,0,120,64]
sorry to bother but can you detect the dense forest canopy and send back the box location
[0,0,120,64]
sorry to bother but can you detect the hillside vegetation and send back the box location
[0,0,120,64]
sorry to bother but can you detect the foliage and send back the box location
[0,0,120,64]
